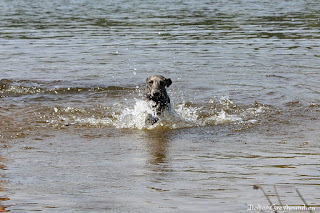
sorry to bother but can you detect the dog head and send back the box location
[145,75,172,102]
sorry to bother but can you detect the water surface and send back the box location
[1,0,320,212]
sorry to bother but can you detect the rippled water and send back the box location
[1,0,320,212]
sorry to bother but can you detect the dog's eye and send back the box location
[149,80,153,84]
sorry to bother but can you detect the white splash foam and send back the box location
[74,117,113,126]
[205,109,243,125]
[47,97,268,129]
[114,99,157,129]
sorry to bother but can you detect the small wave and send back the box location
[45,97,268,130]
[0,96,269,142]
[0,79,135,98]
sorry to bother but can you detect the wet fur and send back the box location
[145,75,172,124]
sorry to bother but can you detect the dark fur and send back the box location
[145,75,172,123]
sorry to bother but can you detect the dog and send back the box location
[145,75,172,124]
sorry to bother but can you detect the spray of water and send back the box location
[46,97,267,130]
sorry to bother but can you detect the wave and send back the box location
[0,79,136,98]
[0,79,270,134]
[45,97,267,130]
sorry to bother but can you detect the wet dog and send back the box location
[145,75,172,124]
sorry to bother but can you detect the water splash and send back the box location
[45,97,268,130]
[114,99,157,129]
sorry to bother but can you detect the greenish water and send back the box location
[1,0,320,212]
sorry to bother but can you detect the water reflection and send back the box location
[0,156,9,212]
[142,129,171,166]
[138,129,176,193]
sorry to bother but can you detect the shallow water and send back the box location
[1,0,320,212]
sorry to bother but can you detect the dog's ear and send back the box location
[146,77,150,83]
[165,78,172,87]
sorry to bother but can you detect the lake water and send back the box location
[1,0,320,212]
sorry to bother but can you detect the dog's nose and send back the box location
[153,91,160,96]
